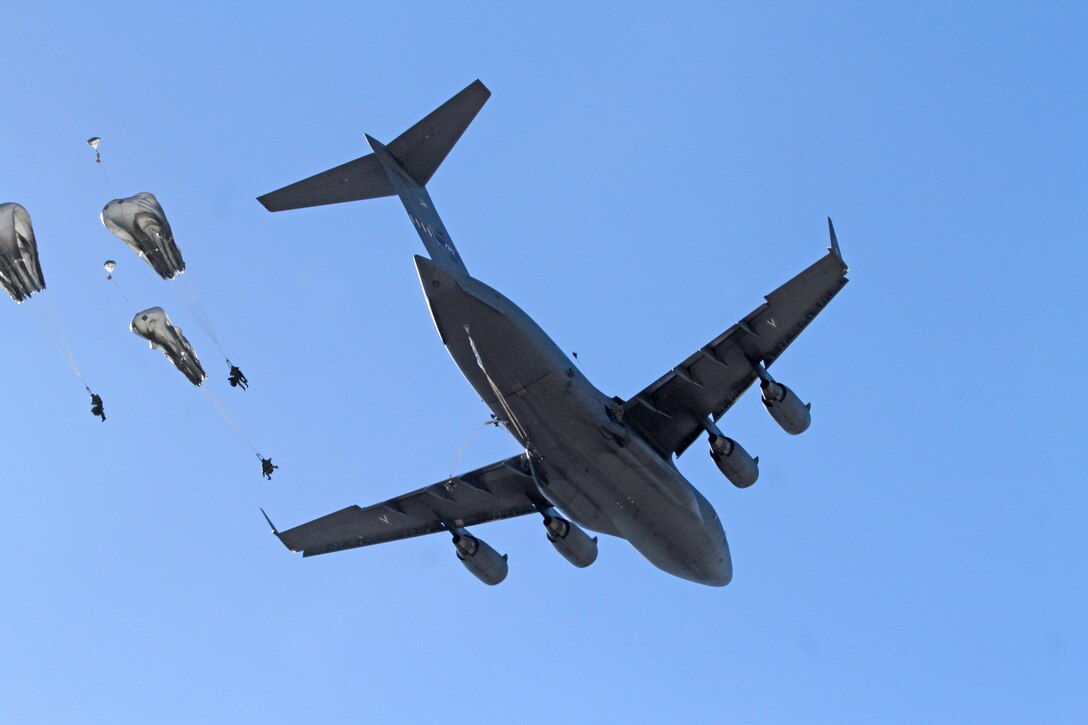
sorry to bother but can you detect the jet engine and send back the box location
[760,381,811,435]
[542,510,598,568]
[709,434,759,488]
[452,529,509,585]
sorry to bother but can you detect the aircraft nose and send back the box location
[695,496,733,586]
[698,541,732,587]
[712,541,733,586]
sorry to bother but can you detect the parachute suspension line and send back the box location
[464,325,530,443]
[200,385,259,455]
[177,275,229,362]
[109,277,137,314]
[27,293,88,390]
[98,164,115,197]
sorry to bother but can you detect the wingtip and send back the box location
[827,217,844,265]
[256,193,275,212]
[469,79,492,99]
[260,507,278,535]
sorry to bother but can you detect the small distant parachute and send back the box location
[103,260,116,279]
[87,136,101,163]
[0,203,46,303]
[101,192,185,280]
[131,306,206,386]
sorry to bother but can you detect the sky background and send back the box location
[1,2,1085,723]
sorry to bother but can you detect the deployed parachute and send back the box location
[87,136,101,163]
[102,193,185,280]
[101,193,247,388]
[0,203,46,303]
[131,306,206,386]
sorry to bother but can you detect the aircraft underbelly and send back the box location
[419,257,731,585]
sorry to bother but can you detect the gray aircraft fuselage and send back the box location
[416,255,733,586]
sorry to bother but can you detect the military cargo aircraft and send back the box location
[258,80,849,586]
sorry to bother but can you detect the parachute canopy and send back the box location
[102,193,185,280]
[87,137,101,163]
[104,259,116,279]
[0,203,46,303]
[131,306,206,386]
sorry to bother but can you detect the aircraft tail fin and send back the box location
[257,80,489,213]
[365,133,468,274]
[258,80,487,274]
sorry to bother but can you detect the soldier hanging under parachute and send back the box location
[4,203,106,421]
[131,308,271,476]
[89,393,106,422]
[260,456,278,480]
[228,363,248,390]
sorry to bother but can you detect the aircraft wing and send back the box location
[268,453,539,557]
[623,222,849,458]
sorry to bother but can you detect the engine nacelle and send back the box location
[452,530,509,585]
[543,511,598,568]
[760,381,811,435]
[709,434,759,488]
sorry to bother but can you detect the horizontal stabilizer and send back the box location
[386,79,490,187]
[258,80,490,212]
[257,155,392,212]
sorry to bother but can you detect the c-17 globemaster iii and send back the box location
[257,80,849,586]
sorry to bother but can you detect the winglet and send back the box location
[260,507,279,536]
[827,217,843,260]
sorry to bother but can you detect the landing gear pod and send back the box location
[709,434,759,489]
[542,509,598,568]
[451,528,508,585]
[760,381,811,435]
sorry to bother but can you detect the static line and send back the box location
[448,420,497,480]
[465,325,530,442]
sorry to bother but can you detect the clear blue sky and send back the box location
[1,2,1084,722]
